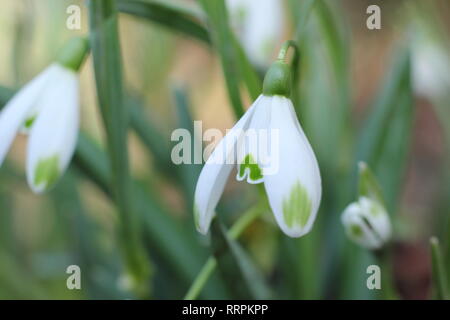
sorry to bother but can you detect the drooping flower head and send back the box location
[0,37,89,193]
[194,41,322,237]
[341,162,392,250]
[341,196,391,250]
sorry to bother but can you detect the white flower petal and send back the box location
[26,65,79,193]
[263,96,322,237]
[19,64,62,134]
[0,66,54,166]
[194,99,258,234]
[236,95,271,184]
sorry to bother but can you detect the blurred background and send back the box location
[0,0,448,299]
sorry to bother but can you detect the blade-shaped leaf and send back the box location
[171,86,202,208]
[211,221,271,299]
[117,0,211,44]
[74,133,228,299]
[356,47,414,212]
[88,0,150,294]
[128,94,177,179]
[198,0,244,118]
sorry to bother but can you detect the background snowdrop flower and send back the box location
[194,41,322,237]
[226,0,283,68]
[408,16,450,100]
[341,197,391,250]
[341,162,392,250]
[412,40,450,99]
[0,37,88,193]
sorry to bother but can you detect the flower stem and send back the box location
[430,237,448,300]
[184,203,266,300]
[277,40,299,63]
[276,40,300,102]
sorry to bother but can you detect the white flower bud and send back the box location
[341,197,391,250]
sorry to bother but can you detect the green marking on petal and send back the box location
[238,154,263,182]
[24,115,36,129]
[34,155,60,190]
[350,224,363,238]
[282,182,312,228]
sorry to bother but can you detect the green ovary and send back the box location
[34,155,60,190]
[238,154,263,182]
[282,182,312,228]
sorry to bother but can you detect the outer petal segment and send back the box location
[0,66,54,165]
[26,65,79,193]
[194,98,259,234]
[263,96,321,237]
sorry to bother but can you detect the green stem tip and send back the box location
[430,237,448,300]
[262,40,299,97]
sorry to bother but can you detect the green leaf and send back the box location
[74,133,228,299]
[356,47,414,213]
[211,221,271,299]
[50,172,128,299]
[117,0,211,44]
[233,37,262,100]
[198,0,244,118]
[289,0,316,44]
[314,0,349,81]
[0,251,47,299]
[127,94,177,179]
[88,0,150,296]
[171,86,202,208]
[430,237,449,299]
[0,86,14,102]
[279,233,320,299]
[357,162,385,206]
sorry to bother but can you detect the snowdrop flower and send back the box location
[0,37,88,193]
[412,41,450,99]
[194,41,321,237]
[341,197,391,250]
[408,15,450,100]
[226,0,283,68]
